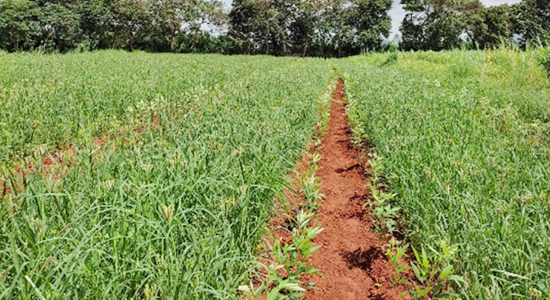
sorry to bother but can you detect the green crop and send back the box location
[0,51,331,299]
[3,47,550,300]
[340,48,550,299]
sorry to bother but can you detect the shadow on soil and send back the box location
[341,247,385,272]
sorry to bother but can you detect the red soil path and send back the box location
[302,81,411,300]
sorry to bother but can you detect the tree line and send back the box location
[0,0,227,53]
[400,0,550,51]
[0,0,548,56]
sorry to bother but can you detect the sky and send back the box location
[220,0,523,38]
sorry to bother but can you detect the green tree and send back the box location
[289,0,317,56]
[229,0,261,54]
[400,0,481,51]
[0,0,41,51]
[324,1,353,57]
[513,0,550,46]
[188,0,225,51]
[74,0,114,50]
[271,0,295,54]
[152,0,197,51]
[113,0,151,51]
[471,5,513,49]
[349,0,392,52]
[39,3,83,52]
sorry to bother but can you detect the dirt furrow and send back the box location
[302,80,411,300]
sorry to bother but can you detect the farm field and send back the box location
[0,51,332,299]
[340,49,550,299]
[1,48,550,300]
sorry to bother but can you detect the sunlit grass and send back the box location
[0,51,331,299]
[340,49,550,299]
[3,47,550,299]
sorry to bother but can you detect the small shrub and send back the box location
[380,53,398,67]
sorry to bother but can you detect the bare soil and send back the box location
[302,80,411,300]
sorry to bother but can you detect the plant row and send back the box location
[339,49,550,299]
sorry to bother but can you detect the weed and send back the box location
[243,210,323,300]
[363,154,400,234]
[409,241,464,299]
[380,53,398,67]
[385,238,410,286]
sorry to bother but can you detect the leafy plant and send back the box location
[538,48,550,77]
[299,155,324,211]
[379,53,398,67]
[249,210,323,300]
[364,182,399,234]
[385,238,410,286]
[409,241,464,299]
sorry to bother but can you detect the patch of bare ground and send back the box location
[301,80,412,300]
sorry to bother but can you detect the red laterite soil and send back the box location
[301,81,412,300]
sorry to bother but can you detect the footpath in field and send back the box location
[302,81,411,299]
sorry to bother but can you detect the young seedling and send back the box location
[385,238,410,286]
[409,240,464,299]
[299,154,324,211]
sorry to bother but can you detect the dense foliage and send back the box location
[0,0,392,56]
[3,39,550,300]
[340,49,550,298]
[400,0,550,51]
[0,0,229,53]
[229,0,392,57]
[1,0,548,55]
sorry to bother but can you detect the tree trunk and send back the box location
[170,29,176,51]
[265,31,269,55]
[466,32,477,50]
[282,39,287,54]
[302,40,309,57]
[248,31,252,55]
[338,42,342,58]
[190,30,199,51]
[129,35,134,52]
[320,40,324,57]
[112,29,118,49]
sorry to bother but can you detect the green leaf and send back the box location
[412,246,421,264]
[439,265,453,280]
[414,284,432,297]
[267,286,282,300]
[421,247,429,269]
[411,263,425,282]
[279,281,306,292]
[447,275,466,284]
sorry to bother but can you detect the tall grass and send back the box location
[0,51,331,299]
[340,49,550,298]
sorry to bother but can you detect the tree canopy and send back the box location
[0,0,548,55]
[400,0,550,51]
